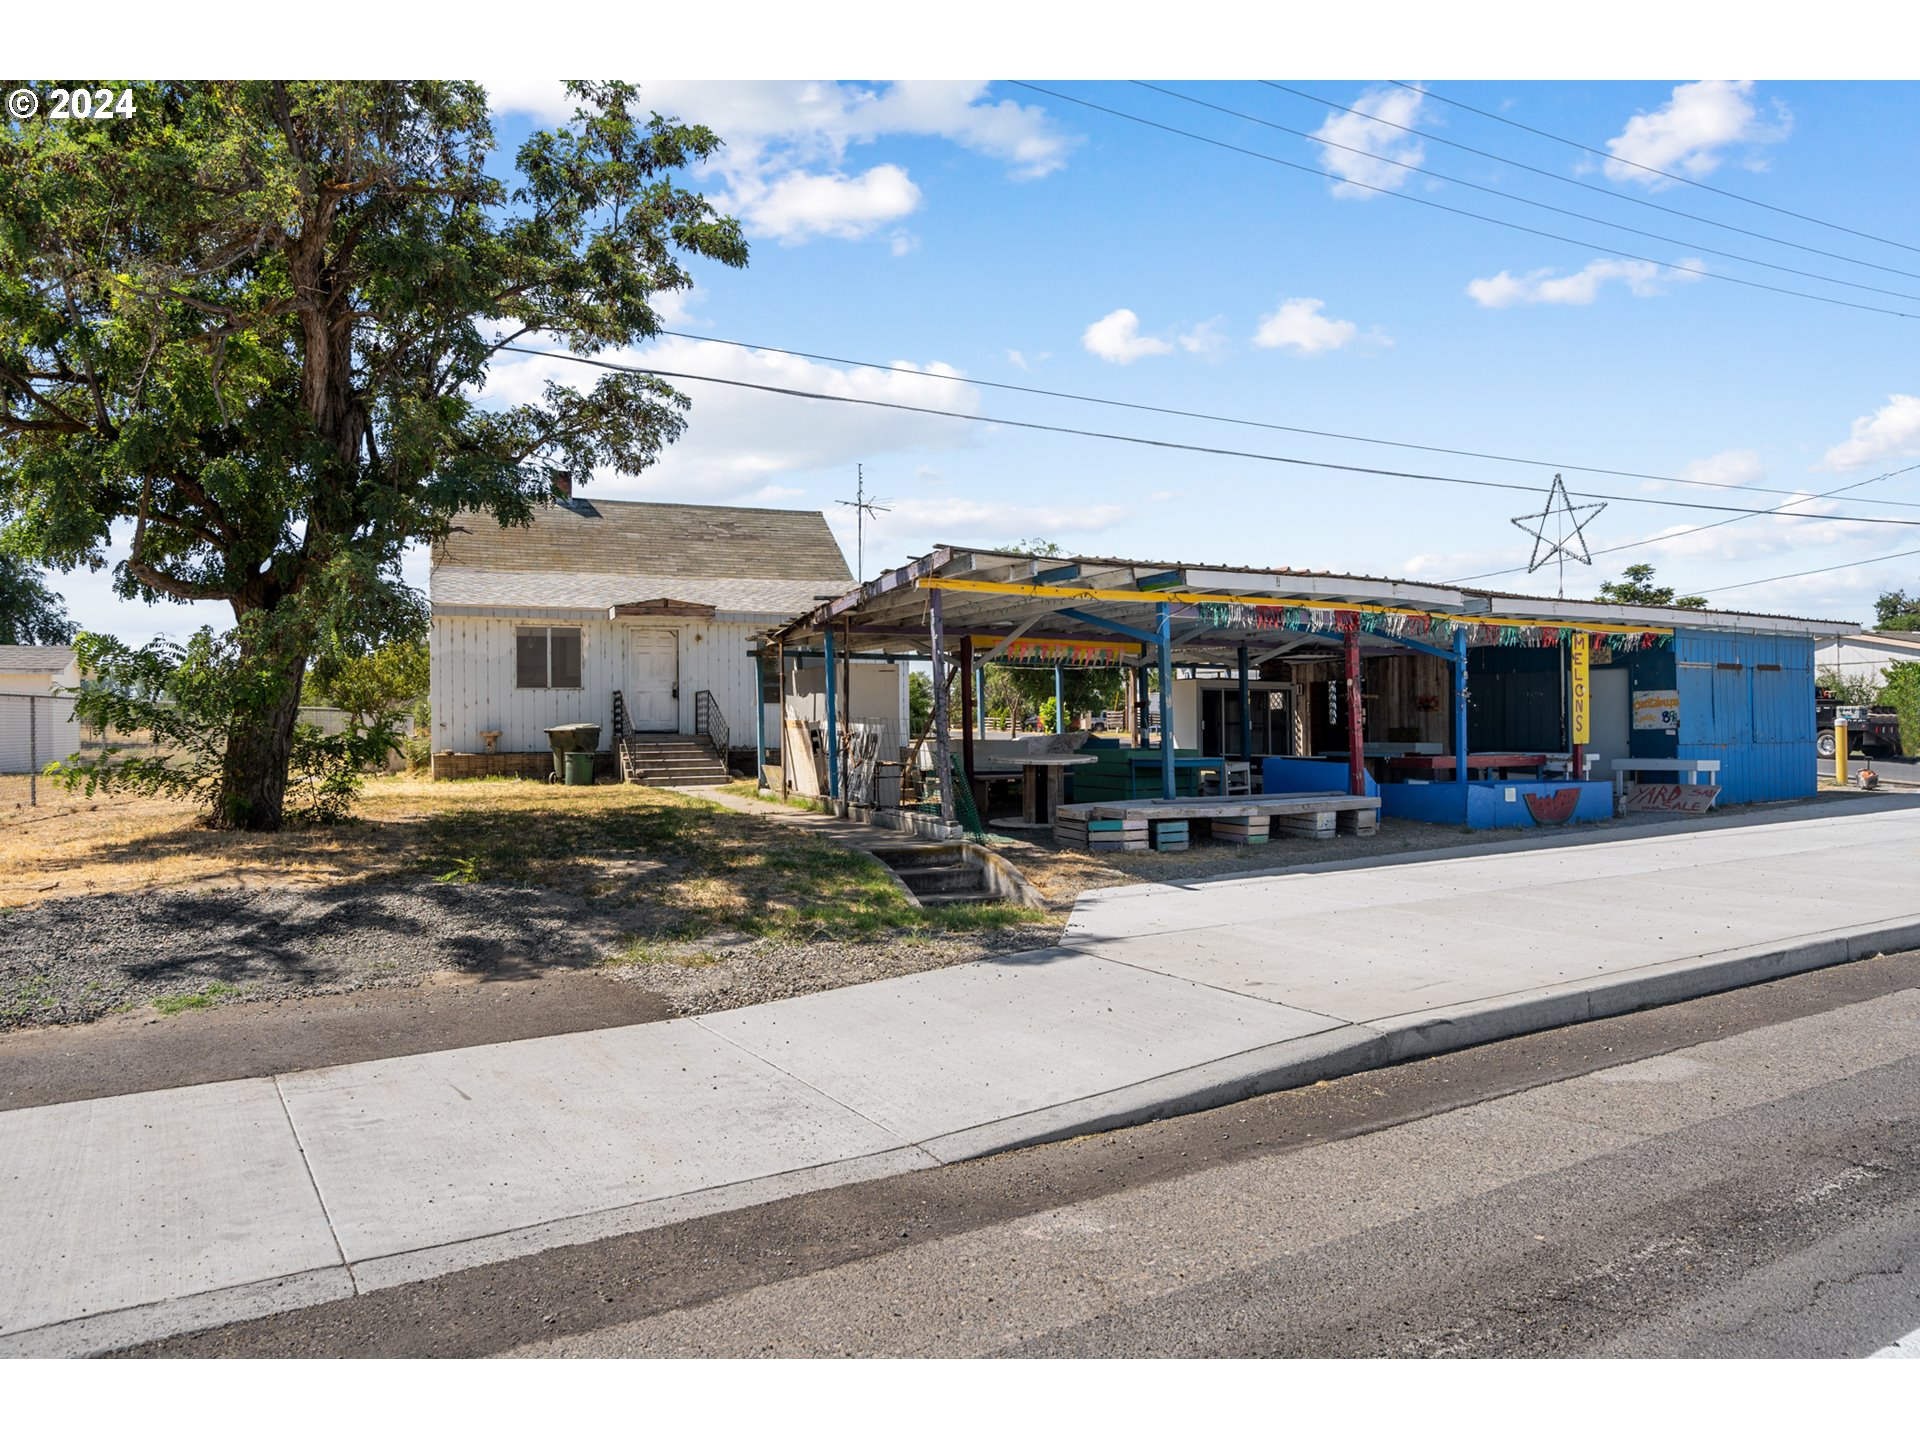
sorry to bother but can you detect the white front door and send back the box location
[628,630,679,730]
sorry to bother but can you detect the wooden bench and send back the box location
[1053,792,1381,850]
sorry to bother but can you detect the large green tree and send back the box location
[1873,588,1920,632]
[0,552,74,643]
[1597,563,1707,609]
[1,81,745,827]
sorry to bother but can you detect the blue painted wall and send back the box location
[1672,629,1816,804]
[1380,780,1613,828]
[1264,756,1378,797]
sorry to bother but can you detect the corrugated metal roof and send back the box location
[433,498,852,583]
[0,645,76,674]
[431,568,834,618]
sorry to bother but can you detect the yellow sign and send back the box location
[1570,637,1590,745]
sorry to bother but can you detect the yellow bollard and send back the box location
[1834,720,1849,786]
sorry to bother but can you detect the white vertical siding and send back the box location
[430,612,770,752]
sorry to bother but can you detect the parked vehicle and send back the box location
[1815,687,1903,759]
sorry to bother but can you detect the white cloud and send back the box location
[1819,394,1920,471]
[1311,84,1428,199]
[1640,448,1765,494]
[1005,349,1050,372]
[1251,297,1381,354]
[479,336,982,501]
[1082,309,1174,364]
[1601,80,1792,187]
[732,163,921,243]
[1176,318,1228,357]
[888,229,920,257]
[482,80,1080,248]
[1466,258,1703,307]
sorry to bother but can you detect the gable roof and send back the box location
[433,498,851,583]
[0,644,76,674]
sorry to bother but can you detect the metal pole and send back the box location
[29,695,38,807]
[1053,665,1064,733]
[776,641,789,801]
[929,590,953,824]
[1158,602,1175,800]
[754,648,768,789]
[960,636,976,781]
[1344,622,1366,797]
[1238,642,1252,761]
[1453,625,1470,785]
[824,625,840,801]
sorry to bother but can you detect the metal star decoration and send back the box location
[1511,473,1605,595]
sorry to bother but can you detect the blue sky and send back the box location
[54,77,1920,640]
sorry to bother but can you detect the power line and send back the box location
[656,327,1920,513]
[1692,544,1920,596]
[1450,461,1920,584]
[1257,81,1920,284]
[501,343,1920,529]
[1392,80,1920,259]
[1131,81,1920,304]
[1005,82,1920,322]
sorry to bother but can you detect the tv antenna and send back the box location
[1511,472,1605,599]
[836,464,892,578]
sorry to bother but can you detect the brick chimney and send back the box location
[551,470,573,501]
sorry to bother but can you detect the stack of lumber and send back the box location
[1273,811,1337,840]
[1208,814,1269,845]
[1149,819,1189,853]
[1054,807,1148,852]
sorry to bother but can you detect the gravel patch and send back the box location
[0,879,1066,1032]
[0,880,641,1030]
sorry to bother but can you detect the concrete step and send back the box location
[915,888,1000,907]
[894,863,989,897]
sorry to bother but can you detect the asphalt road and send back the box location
[134,949,1920,1359]
[1821,754,1920,787]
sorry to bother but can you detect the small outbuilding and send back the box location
[0,644,83,776]
[765,545,1843,836]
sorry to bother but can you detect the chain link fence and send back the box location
[1,694,179,809]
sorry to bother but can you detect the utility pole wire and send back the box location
[500,345,1920,529]
[1258,81,1920,284]
[1006,82,1920,322]
[1392,81,1920,259]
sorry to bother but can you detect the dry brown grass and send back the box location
[1,776,1047,941]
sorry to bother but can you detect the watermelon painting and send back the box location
[1523,787,1581,825]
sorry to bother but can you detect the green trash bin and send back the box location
[563,751,596,786]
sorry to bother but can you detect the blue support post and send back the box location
[1238,642,1251,761]
[1157,602,1174,800]
[1453,624,1469,782]
[824,625,840,800]
[1053,666,1064,733]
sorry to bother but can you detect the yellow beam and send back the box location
[916,575,1673,637]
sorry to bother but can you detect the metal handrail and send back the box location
[694,689,729,760]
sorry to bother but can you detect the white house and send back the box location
[0,644,83,774]
[428,494,897,779]
[1815,629,1920,691]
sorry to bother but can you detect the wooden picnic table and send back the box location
[1017,753,1096,825]
[1384,752,1550,782]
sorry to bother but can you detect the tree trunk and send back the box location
[211,645,309,832]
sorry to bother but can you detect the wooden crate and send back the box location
[1274,812,1337,839]
[1149,819,1190,853]
[1208,815,1269,845]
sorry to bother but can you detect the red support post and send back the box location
[1344,621,1366,797]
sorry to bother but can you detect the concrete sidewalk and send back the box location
[7,800,1920,1355]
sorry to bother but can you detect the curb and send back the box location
[923,915,1920,1164]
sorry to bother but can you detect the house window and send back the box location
[759,653,780,704]
[516,627,582,689]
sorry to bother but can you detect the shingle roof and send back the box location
[0,644,76,674]
[432,498,851,583]
[431,568,840,618]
